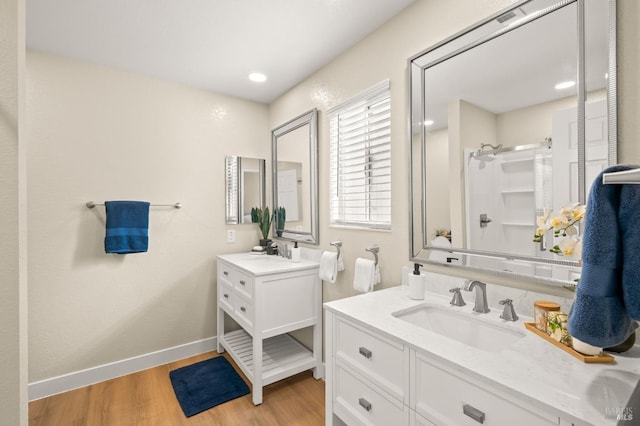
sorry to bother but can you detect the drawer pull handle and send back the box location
[358,397,372,412]
[463,404,485,424]
[223,293,229,299]
[240,306,246,312]
[359,347,372,359]
[223,271,229,276]
[239,280,246,286]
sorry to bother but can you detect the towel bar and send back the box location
[86,201,182,209]
[365,245,379,266]
[602,168,640,185]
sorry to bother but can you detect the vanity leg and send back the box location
[312,324,322,379]
[325,311,335,425]
[312,276,322,380]
[312,318,322,379]
[216,307,225,353]
[252,335,263,405]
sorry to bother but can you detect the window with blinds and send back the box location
[329,80,391,229]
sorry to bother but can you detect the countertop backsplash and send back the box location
[419,270,575,319]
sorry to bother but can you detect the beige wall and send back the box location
[497,96,576,146]
[0,0,27,423]
[425,128,450,237]
[26,51,269,382]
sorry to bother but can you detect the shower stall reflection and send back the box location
[464,141,553,276]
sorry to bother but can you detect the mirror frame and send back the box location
[225,156,266,225]
[408,0,617,286]
[272,108,319,245]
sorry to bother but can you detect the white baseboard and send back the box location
[28,337,217,401]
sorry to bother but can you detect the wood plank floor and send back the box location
[29,351,325,426]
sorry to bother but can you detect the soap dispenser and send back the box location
[291,241,301,263]
[408,263,425,300]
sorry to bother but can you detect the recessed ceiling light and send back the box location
[248,72,267,83]
[423,119,434,126]
[554,81,576,90]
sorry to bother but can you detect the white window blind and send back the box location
[329,80,391,229]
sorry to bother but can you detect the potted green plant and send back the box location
[274,206,286,237]
[251,206,272,246]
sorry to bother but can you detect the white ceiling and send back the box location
[26,0,415,104]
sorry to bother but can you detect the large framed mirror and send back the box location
[409,0,616,286]
[225,156,266,224]
[272,109,319,244]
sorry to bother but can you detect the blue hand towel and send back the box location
[104,201,150,254]
[567,165,638,348]
[620,175,640,320]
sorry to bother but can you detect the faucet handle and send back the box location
[499,299,519,321]
[449,287,466,307]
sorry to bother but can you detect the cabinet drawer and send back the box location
[234,294,253,330]
[218,262,234,282]
[218,281,235,313]
[335,318,406,401]
[413,353,558,426]
[411,410,436,426]
[334,363,408,426]
[218,263,254,301]
[232,270,254,300]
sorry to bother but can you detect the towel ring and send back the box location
[330,241,342,260]
[366,245,379,266]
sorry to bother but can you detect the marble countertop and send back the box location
[324,285,640,425]
[217,252,319,276]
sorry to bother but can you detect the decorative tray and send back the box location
[524,322,614,363]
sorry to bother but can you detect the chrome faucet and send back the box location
[499,299,519,321]
[449,287,466,307]
[462,280,490,313]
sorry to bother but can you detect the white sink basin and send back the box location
[392,304,525,352]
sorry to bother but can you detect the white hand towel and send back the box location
[337,256,345,272]
[319,251,339,283]
[353,258,376,293]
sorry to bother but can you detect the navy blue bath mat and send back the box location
[169,356,250,417]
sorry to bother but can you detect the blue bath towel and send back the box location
[620,176,640,319]
[104,201,150,254]
[568,165,638,348]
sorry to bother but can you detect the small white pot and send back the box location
[571,337,602,356]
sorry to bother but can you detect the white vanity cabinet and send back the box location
[329,315,410,425]
[325,309,563,426]
[217,253,322,405]
[412,351,559,425]
[325,286,640,426]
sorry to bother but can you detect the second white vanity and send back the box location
[324,285,640,426]
[217,253,322,405]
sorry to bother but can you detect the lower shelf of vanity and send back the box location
[219,329,317,386]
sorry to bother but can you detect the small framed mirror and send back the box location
[272,109,319,244]
[225,156,266,224]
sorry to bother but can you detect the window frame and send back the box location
[328,80,392,230]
